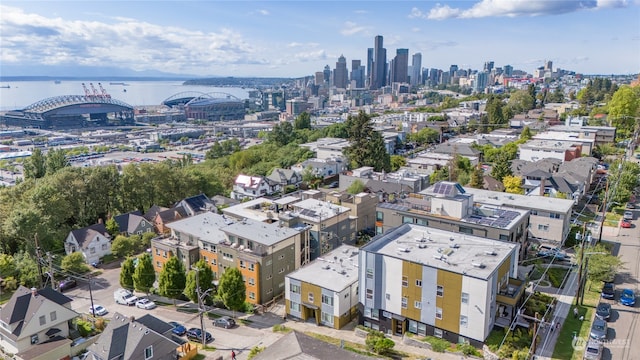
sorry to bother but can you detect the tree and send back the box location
[491,152,513,182]
[346,179,366,195]
[111,235,137,258]
[503,175,524,194]
[23,148,46,179]
[158,256,187,306]
[520,126,532,141]
[61,252,90,274]
[133,253,155,294]
[120,257,135,291]
[184,259,215,304]
[508,90,534,114]
[269,121,294,146]
[45,148,70,175]
[0,253,16,278]
[105,218,120,238]
[14,251,39,288]
[217,267,246,312]
[608,86,639,137]
[575,243,624,285]
[390,155,406,171]
[344,111,391,172]
[468,165,484,189]
[293,112,311,130]
[365,330,395,355]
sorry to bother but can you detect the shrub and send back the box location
[458,342,481,357]
[242,302,255,314]
[272,324,291,333]
[94,318,106,332]
[76,319,93,337]
[247,346,265,360]
[365,330,395,355]
[425,336,450,352]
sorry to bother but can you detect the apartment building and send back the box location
[151,212,310,305]
[285,245,359,329]
[376,182,529,259]
[518,140,582,162]
[324,191,379,233]
[359,224,522,346]
[463,187,574,245]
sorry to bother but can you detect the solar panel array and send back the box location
[465,208,521,228]
[299,209,317,218]
[432,182,454,196]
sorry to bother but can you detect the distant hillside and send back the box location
[184,77,293,88]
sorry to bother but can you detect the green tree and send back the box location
[503,175,524,194]
[346,179,366,195]
[365,330,395,355]
[269,121,294,146]
[407,127,439,146]
[23,148,46,179]
[105,218,120,238]
[508,90,534,114]
[158,255,187,306]
[293,112,311,130]
[491,152,513,182]
[0,253,16,278]
[61,252,90,274]
[468,165,484,189]
[14,251,40,288]
[45,148,70,175]
[120,257,135,291]
[184,259,215,304]
[575,243,624,285]
[486,95,506,130]
[217,267,246,312]
[344,111,391,172]
[133,253,155,294]
[520,126,532,141]
[111,235,136,258]
[608,86,639,138]
[390,155,406,171]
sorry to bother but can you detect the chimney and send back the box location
[31,287,37,297]
[130,316,135,322]
[540,177,546,196]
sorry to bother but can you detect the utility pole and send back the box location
[34,234,44,289]
[575,224,588,306]
[47,252,55,290]
[597,176,610,243]
[88,276,96,320]
[193,266,206,348]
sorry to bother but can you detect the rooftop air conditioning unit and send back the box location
[472,262,486,269]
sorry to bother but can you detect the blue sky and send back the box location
[1,1,638,77]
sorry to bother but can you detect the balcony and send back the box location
[496,278,525,307]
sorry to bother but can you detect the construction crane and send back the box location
[89,83,100,97]
[81,83,92,98]
[97,83,111,99]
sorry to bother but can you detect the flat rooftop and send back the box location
[463,187,574,214]
[166,212,232,244]
[222,197,278,222]
[362,224,518,280]
[287,245,359,292]
[292,198,351,222]
[519,139,579,151]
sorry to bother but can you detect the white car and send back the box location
[89,305,108,316]
[135,298,157,310]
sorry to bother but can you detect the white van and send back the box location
[114,288,138,306]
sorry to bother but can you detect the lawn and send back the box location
[0,290,14,305]
[304,332,421,359]
[552,280,601,360]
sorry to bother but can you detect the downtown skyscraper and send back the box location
[392,48,409,84]
[411,52,422,86]
[333,55,348,89]
[370,35,387,90]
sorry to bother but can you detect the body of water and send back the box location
[0,80,252,111]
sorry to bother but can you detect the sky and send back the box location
[1,0,639,78]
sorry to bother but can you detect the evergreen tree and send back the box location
[23,148,46,179]
[293,112,312,130]
[468,165,484,189]
[158,255,187,306]
[344,111,391,172]
[217,267,246,312]
[120,257,135,291]
[45,148,70,176]
[520,126,532,141]
[491,153,513,182]
[133,253,155,294]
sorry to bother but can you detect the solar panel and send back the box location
[433,183,453,195]
[455,183,466,194]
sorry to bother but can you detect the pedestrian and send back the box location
[556,322,561,331]
[231,349,236,360]
[551,320,555,332]
[573,307,579,318]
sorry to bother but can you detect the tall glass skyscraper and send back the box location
[371,35,386,89]
[393,49,409,84]
[334,55,348,89]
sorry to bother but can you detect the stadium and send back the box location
[162,91,246,122]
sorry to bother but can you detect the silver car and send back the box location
[583,340,603,360]
[589,318,608,340]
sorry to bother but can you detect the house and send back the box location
[85,313,185,360]
[518,140,582,162]
[151,206,188,235]
[174,193,216,216]
[0,286,78,360]
[266,168,302,189]
[285,245,359,329]
[64,223,112,265]
[231,174,279,201]
[291,157,348,178]
[359,224,522,347]
[113,211,155,236]
[253,331,379,360]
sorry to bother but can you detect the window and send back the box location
[39,315,46,326]
[156,261,161,268]
[459,226,473,235]
[434,328,443,338]
[267,288,273,294]
[409,320,418,333]
[376,211,383,221]
[163,251,167,258]
[401,297,408,309]
[416,218,428,226]
[366,289,373,300]
[416,279,422,287]
[101,244,107,250]
[461,292,469,304]
[460,315,468,327]
[156,249,160,255]
[417,323,427,336]
[249,292,255,300]
[144,346,153,360]
[321,311,334,325]
[50,311,57,322]
[549,213,560,219]
[530,210,538,216]
[248,263,255,271]
[436,285,444,297]
[436,307,443,319]
[211,258,217,265]
[538,224,549,231]
[499,234,509,241]
[376,226,382,235]
[291,284,300,294]
[290,302,300,312]
[266,259,272,266]
[279,268,285,274]
[402,276,408,287]
[90,247,96,254]
[31,334,39,344]
[366,268,373,279]
[402,216,414,224]
[414,301,422,309]
[279,282,284,288]
[248,278,255,286]
[240,260,246,268]
[308,293,314,302]
[266,274,272,280]
[385,293,390,300]
[279,254,285,260]
[322,294,334,306]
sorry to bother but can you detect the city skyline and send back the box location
[1,1,639,78]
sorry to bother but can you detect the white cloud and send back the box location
[257,9,270,15]
[354,10,368,14]
[287,42,319,48]
[293,49,328,62]
[340,21,370,36]
[420,0,629,20]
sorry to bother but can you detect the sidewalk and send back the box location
[535,265,580,359]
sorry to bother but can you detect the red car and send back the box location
[621,220,632,228]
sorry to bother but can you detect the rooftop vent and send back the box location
[322,265,331,270]
[484,250,497,256]
[433,254,442,260]
[418,244,428,249]
[450,243,460,249]
[472,262,486,269]
[397,247,410,253]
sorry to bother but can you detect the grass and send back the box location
[548,267,570,288]
[272,324,292,333]
[0,290,14,305]
[552,280,601,360]
[484,328,506,352]
[304,331,422,359]
[191,355,206,360]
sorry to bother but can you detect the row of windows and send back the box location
[89,243,109,254]
[289,301,334,325]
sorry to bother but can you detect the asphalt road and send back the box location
[63,265,282,359]
[602,210,640,360]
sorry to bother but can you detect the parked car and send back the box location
[623,211,634,220]
[186,328,213,343]
[537,247,566,260]
[58,278,77,292]
[601,282,615,299]
[212,316,236,329]
[328,181,339,188]
[135,298,157,310]
[583,340,603,360]
[589,318,608,340]
[168,321,186,336]
[595,302,611,321]
[621,220,632,228]
[626,202,636,209]
[89,305,108,316]
[620,289,636,306]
